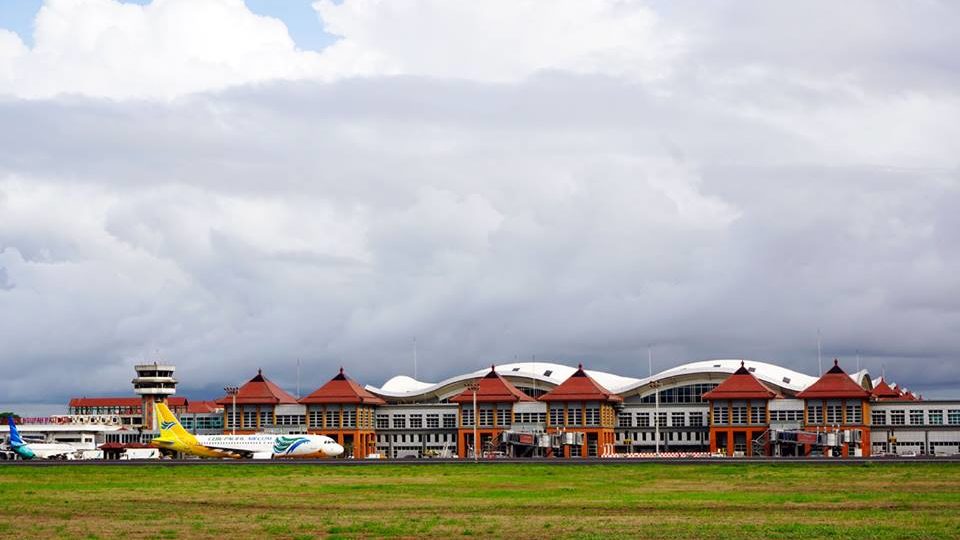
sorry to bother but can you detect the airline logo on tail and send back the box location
[151,403,200,454]
[273,436,310,455]
[6,416,36,460]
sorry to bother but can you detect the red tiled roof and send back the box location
[797,360,871,399]
[215,370,298,405]
[871,379,903,400]
[299,368,386,405]
[186,400,222,414]
[450,366,535,403]
[702,362,779,400]
[68,397,188,408]
[539,364,623,403]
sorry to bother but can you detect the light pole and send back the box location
[467,382,480,463]
[224,386,239,435]
[650,380,661,456]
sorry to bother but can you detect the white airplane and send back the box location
[4,416,78,460]
[151,403,344,459]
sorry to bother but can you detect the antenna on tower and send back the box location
[648,345,653,378]
[532,354,537,395]
[817,329,822,374]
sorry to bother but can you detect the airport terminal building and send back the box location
[5,358,959,460]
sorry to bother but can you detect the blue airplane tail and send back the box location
[7,416,25,447]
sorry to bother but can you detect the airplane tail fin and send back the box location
[7,416,25,447]
[155,402,198,445]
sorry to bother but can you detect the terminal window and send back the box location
[948,410,960,425]
[871,411,885,426]
[826,404,842,424]
[713,404,729,425]
[426,414,439,428]
[891,411,905,425]
[672,412,685,427]
[807,404,823,425]
[443,414,457,428]
[409,415,423,429]
[845,404,862,424]
[910,410,924,425]
[749,405,765,425]
[731,406,747,425]
[929,410,943,425]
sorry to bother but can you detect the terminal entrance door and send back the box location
[715,432,728,455]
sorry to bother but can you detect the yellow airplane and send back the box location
[151,403,343,459]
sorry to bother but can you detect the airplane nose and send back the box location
[329,443,344,456]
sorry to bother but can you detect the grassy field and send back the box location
[1,463,959,539]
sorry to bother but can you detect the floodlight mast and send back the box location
[466,381,481,463]
[224,386,239,435]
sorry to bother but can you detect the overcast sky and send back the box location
[1,0,959,413]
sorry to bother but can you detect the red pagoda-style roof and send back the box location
[69,397,188,409]
[702,362,779,400]
[215,369,298,405]
[539,364,623,403]
[449,366,535,403]
[186,400,222,414]
[871,379,904,401]
[797,360,871,400]
[299,368,386,405]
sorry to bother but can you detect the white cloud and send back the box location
[0,0,685,99]
[312,0,682,82]
[0,0,323,99]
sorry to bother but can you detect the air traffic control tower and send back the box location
[132,363,177,430]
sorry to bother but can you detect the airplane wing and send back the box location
[198,444,256,459]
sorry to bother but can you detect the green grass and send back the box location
[1,463,959,538]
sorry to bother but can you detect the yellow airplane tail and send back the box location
[155,402,198,445]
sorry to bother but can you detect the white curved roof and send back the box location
[615,359,818,394]
[367,361,641,398]
[379,375,435,393]
[366,358,858,399]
